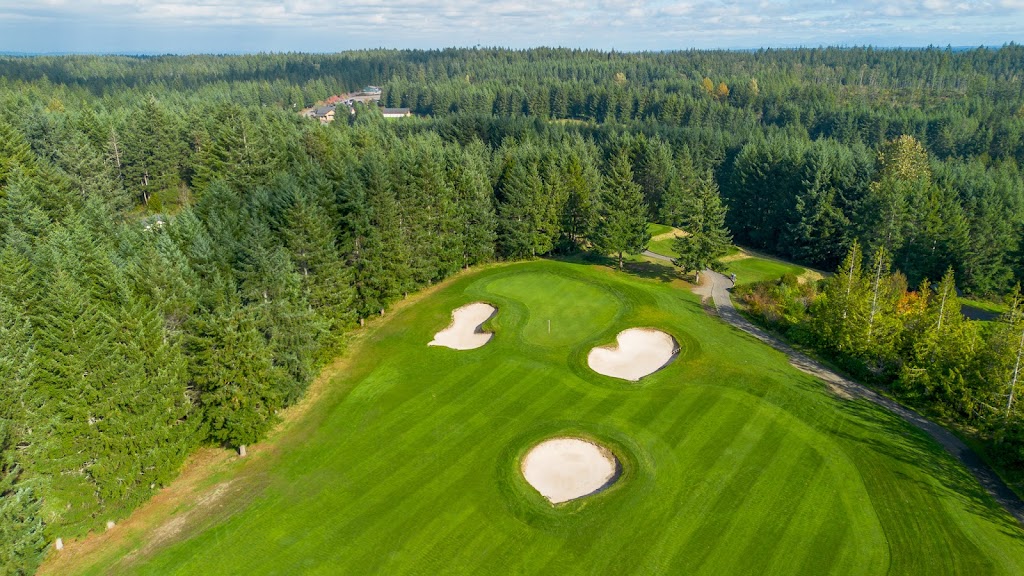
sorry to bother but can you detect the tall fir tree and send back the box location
[899,269,981,417]
[671,171,731,284]
[592,149,650,269]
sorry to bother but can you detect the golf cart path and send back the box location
[695,267,1024,525]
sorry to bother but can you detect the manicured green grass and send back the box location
[648,236,680,258]
[647,222,675,237]
[77,261,1024,575]
[724,256,807,286]
[961,297,1009,315]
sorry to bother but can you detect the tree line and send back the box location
[2,46,1024,573]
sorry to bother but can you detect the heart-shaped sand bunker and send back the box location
[429,302,497,350]
[521,438,619,504]
[587,328,678,381]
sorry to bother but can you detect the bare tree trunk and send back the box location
[868,251,885,342]
[1007,325,1024,418]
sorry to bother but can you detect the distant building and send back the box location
[311,105,336,123]
[362,85,382,95]
[381,107,412,118]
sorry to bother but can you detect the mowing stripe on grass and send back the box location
[70,261,1024,576]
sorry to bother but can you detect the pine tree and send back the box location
[811,240,872,356]
[236,224,325,404]
[899,269,981,416]
[449,142,496,267]
[192,104,277,194]
[671,172,731,284]
[54,126,127,211]
[496,151,548,259]
[0,421,46,576]
[659,152,698,228]
[0,119,37,188]
[592,149,650,269]
[187,303,281,451]
[282,184,355,346]
[980,286,1024,424]
[340,151,407,317]
[559,149,601,250]
[122,96,181,208]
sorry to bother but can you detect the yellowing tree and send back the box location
[701,77,715,96]
[877,134,931,182]
[715,82,730,101]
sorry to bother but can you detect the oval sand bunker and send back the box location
[521,438,619,504]
[428,302,497,350]
[588,328,678,381]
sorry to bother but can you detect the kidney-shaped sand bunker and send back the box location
[521,437,619,504]
[587,328,679,381]
[428,302,497,350]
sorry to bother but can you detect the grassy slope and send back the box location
[645,223,807,284]
[69,261,1024,575]
[724,256,807,286]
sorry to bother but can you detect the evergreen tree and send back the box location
[54,126,127,211]
[899,269,981,417]
[496,149,550,259]
[0,119,37,188]
[980,286,1024,424]
[449,142,497,266]
[559,149,601,250]
[592,149,650,269]
[811,240,872,357]
[122,97,181,208]
[282,182,355,347]
[236,223,324,404]
[192,104,277,194]
[186,303,281,452]
[671,172,732,284]
[659,152,698,228]
[0,422,46,576]
[861,135,930,257]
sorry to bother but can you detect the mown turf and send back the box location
[76,260,1024,575]
[647,223,675,237]
[724,256,807,286]
[648,236,680,258]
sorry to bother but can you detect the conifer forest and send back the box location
[3,46,1024,572]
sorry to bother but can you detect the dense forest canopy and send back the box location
[2,45,1024,574]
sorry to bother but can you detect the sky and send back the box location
[1,1,1023,54]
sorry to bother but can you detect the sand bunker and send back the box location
[587,328,678,381]
[521,438,619,504]
[428,302,497,350]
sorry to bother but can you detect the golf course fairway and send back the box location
[56,260,1024,575]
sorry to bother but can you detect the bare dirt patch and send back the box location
[588,328,679,381]
[521,438,619,504]
[651,227,688,242]
[428,302,497,350]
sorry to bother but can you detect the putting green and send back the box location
[64,260,1024,575]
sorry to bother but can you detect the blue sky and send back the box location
[1,1,1023,53]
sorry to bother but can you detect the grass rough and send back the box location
[62,260,1024,575]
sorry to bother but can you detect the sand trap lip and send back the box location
[428,302,497,350]
[587,328,679,381]
[521,437,619,504]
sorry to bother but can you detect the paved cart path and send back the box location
[692,265,1024,525]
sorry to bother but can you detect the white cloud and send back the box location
[0,0,1022,51]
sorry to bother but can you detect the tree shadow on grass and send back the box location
[548,252,681,283]
[623,260,680,283]
[832,398,1024,540]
